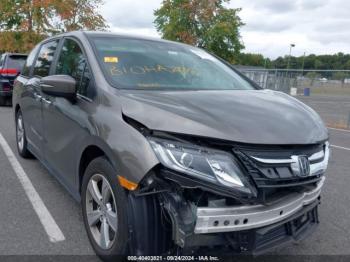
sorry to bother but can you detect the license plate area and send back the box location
[253,203,319,253]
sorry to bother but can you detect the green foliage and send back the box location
[333,71,349,81]
[1,0,56,33]
[305,72,320,80]
[154,0,244,63]
[0,0,107,53]
[0,0,22,30]
[54,0,108,32]
[270,52,350,70]
[0,31,45,53]
[238,53,271,67]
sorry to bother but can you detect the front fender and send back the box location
[75,96,159,193]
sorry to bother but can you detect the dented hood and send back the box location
[120,89,328,145]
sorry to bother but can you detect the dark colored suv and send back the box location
[13,31,329,258]
[0,53,27,105]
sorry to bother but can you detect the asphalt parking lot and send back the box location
[0,106,96,258]
[298,94,350,129]
[0,101,349,258]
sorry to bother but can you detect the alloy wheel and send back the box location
[17,114,24,151]
[85,174,118,250]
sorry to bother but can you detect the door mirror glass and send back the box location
[40,75,76,99]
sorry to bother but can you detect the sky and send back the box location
[100,0,350,59]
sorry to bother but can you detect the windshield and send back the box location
[91,37,255,91]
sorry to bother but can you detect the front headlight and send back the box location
[148,137,251,194]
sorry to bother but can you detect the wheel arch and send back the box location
[78,140,118,195]
[14,104,21,118]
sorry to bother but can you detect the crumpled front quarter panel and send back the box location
[93,92,159,184]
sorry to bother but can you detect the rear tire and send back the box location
[16,109,32,158]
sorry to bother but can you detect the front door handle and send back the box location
[42,98,52,105]
[34,93,42,101]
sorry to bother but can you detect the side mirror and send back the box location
[40,75,76,99]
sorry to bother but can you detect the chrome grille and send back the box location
[233,142,329,188]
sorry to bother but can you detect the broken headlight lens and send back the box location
[148,138,251,193]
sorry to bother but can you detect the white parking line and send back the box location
[331,144,350,151]
[0,133,65,243]
[328,127,350,133]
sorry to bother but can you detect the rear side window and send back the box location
[7,55,27,71]
[22,45,40,77]
[33,40,59,77]
[56,38,92,97]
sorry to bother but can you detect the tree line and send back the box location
[238,52,350,71]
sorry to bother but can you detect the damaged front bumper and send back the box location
[195,177,324,234]
[132,138,328,255]
[147,171,324,254]
[186,200,320,255]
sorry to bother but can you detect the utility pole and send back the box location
[301,52,306,75]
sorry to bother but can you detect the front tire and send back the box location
[82,157,129,260]
[16,109,32,158]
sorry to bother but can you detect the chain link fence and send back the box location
[237,68,350,94]
[236,67,350,130]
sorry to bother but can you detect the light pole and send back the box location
[286,43,295,70]
[301,52,306,75]
[286,44,295,92]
